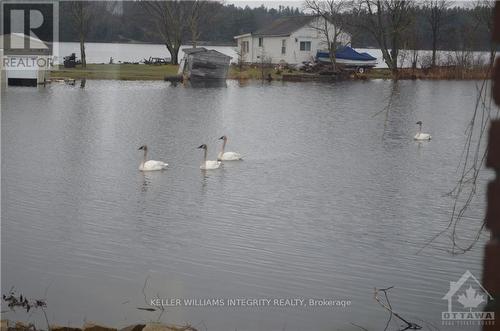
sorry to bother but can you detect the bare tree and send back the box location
[423,0,451,67]
[472,0,495,66]
[304,0,351,71]
[187,1,206,48]
[397,17,420,70]
[69,1,95,68]
[142,1,188,65]
[408,27,421,70]
[446,16,475,73]
[353,0,414,74]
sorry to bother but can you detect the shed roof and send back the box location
[252,16,316,37]
[183,47,231,59]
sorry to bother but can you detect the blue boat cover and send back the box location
[317,46,377,61]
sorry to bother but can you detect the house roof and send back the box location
[183,47,209,55]
[252,16,316,37]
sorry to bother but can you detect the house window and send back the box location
[241,41,249,54]
[281,39,286,55]
[258,37,263,47]
[300,41,311,51]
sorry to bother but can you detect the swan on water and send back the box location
[138,145,168,171]
[217,135,242,161]
[198,144,221,170]
[414,121,431,140]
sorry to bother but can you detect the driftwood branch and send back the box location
[374,287,422,331]
[138,276,167,322]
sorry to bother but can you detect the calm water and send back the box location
[1,79,492,331]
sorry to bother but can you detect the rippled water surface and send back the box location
[2,79,491,331]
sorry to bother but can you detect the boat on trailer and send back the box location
[316,46,378,72]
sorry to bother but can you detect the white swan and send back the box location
[138,145,168,171]
[198,144,221,170]
[414,121,431,140]
[217,135,242,161]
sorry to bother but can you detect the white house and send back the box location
[234,16,351,65]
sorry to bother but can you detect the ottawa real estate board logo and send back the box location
[442,270,495,326]
[1,0,59,70]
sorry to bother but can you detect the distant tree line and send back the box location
[59,1,495,68]
[349,1,494,66]
[59,2,302,45]
[59,1,492,48]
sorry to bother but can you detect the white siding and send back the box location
[253,36,291,64]
[236,35,253,63]
[234,17,351,65]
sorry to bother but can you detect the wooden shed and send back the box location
[178,47,231,80]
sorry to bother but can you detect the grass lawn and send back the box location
[51,63,296,81]
[50,64,179,80]
[228,65,290,80]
